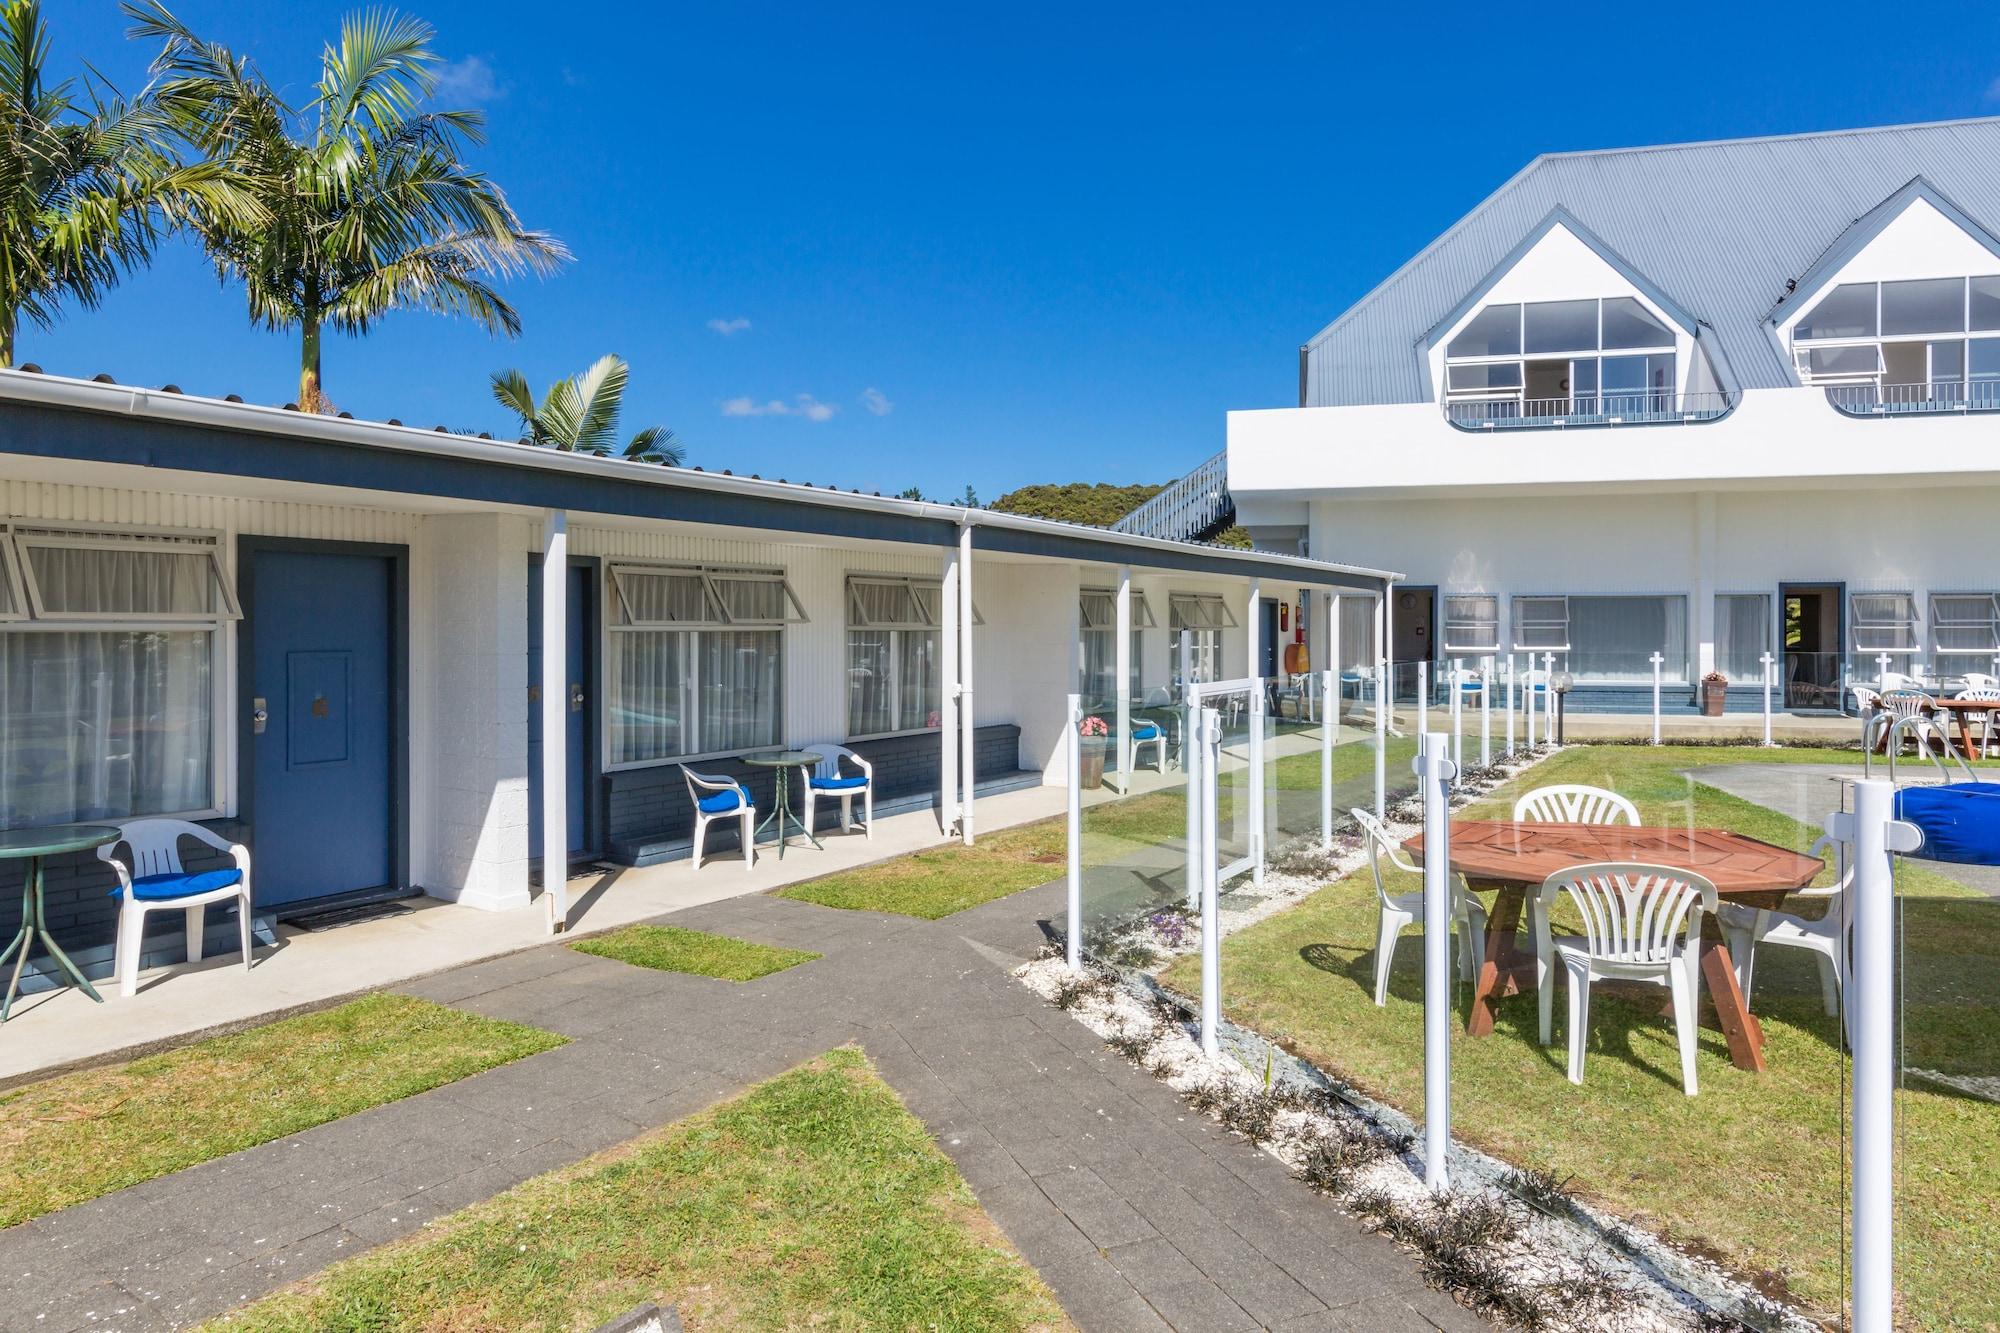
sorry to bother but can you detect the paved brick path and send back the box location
[0,880,1485,1331]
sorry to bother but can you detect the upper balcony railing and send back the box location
[1113,449,1232,544]
[1824,381,2000,418]
[1442,391,1734,431]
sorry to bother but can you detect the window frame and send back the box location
[1510,594,1571,652]
[1168,593,1238,631]
[1848,591,1920,656]
[845,575,952,741]
[13,523,242,624]
[1442,594,1500,653]
[1791,275,2000,391]
[1927,590,2000,663]
[609,561,805,629]
[1442,298,1679,407]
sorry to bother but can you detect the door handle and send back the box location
[251,698,268,734]
[570,683,586,712]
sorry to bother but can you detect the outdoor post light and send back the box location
[1551,671,1575,744]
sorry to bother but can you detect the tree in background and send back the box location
[0,0,257,366]
[491,354,682,464]
[125,2,566,410]
[990,479,1250,545]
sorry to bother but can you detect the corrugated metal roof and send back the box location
[1304,117,2000,406]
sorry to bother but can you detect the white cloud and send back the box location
[433,55,504,104]
[706,316,752,336]
[720,393,837,422]
[1988,75,2000,101]
[860,386,893,416]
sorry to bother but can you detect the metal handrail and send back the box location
[1441,391,1734,430]
[1112,449,1232,542]
[1824,381,2000,417]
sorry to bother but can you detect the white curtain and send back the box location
[699,630,781,752]
[1078,628,1114,704]
[609,630,688,763]
[1338,598,1377,672]
[1715,595,1771,683]
[26,545,214,616]
[1569,596,1687,682]
[847,630,894,736]
[0,630,212,826]
[897,629,940,730]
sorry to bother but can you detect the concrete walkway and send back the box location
[0,881,1484,1332]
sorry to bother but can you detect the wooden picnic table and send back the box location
[1929,696,2000,761]
[1402,820,1824,1073]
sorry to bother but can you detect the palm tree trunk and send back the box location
[299,315,323,411]
[0,306,16,370]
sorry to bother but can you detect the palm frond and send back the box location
[488,366,539,438]
[567,353,628,455]
[624,425,683,466]
[316,8,434,145]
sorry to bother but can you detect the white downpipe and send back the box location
[1197,704,1222,1055]
[1320,668,1336,850]
[1329,593,1342,728]
[958,524,975,844]
[1650,651,1664,746]
[1841,779,1917,1333]
[1416,730,1458,1191]
[1116,566,1132,796]
[1525,652,1537,749]
[1065,693,1082,970]
[1505,655,1516,753]
[1417,659,1429,740]
[940,548,960,838]
[1761,651,1776,747]
[539,509,569,935]
[1185,681,1203,914]
[1479,655,1492,768]
[1249,680,1267,887]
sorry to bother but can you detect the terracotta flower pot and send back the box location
[1701,676,1728,717]
[1079,738,1108,788]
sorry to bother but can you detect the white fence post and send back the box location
[1417,659,1429,740]
[1479,656,1492,768]
[1761,651,1776,747]
[1449,657,1464,775]
[1320,668,1335,850]
[1374,658,1388,819]
[1650,651,1664,746]
[1875,651,1892,684]
[1185,682,1203,914]
[1837,780,1918,1333]
[1542,651,1556,746]
[1415,730,1458,1192]
[1505,654,1516,753]
[1197,704,1223,1056]
[1065,693,1082,970]
[1524,654,1537,749]
[1249,680,1267,887]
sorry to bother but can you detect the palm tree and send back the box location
[0,0,257,367]
[491,354,683,464]
[124,2,567,409]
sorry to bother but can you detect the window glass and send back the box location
[1969,276,2000,331]
[608,630,689,764]
[1568,595,1688,682]
[1079,590,1115,629]
[0,630,213,824]
[1715,594,1770,683]
[899,629,941,730]
[846,631,894,736]
[25,545,221,617]
[699,630,781,752]
[1881,277,1965,336]
[1600,296,1673,349]
[1850,592,1918,653]
[1570,358,1600,395]
[851,580,922,628]
[1511,596,1569,649]
[1445,303,1520,358]
[1446,362,1522,392]
[1929,593,2000,657]
[1443,595,1499,651]
[616,569,716,625]
[1930,339,1966,384]
[1795,282,1877,340]
[1805,344,1881,377]
[847,581,943,736]
[1523,299,1599,354]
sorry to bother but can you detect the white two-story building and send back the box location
[1225,117,2000,712]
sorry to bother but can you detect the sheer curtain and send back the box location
[700,630,781,752]
[847,630,893,735]
[0,630,211,825]
[25,545,215,615]
[1338,598,1377,672]
[1078,628,1114,704]
[897,629,940,730]
[1569,596,1687,682]
[1715,595,1771,683]
[608,630,689,764]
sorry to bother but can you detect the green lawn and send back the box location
[204,1048,1071,1333]
[0,993,565,1228]
[777,817,1069,918]
[571,923,819,980]
[1164,745,1999,1329]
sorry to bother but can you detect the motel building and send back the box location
[0,369,1389,1001]
[1215,117,2000,716]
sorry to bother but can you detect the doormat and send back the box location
[289,900,417,932]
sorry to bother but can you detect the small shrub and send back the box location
[1186,1080,1232,1116]
[1106,1021,1163,1062]
[1502,1165,1575,1216]
[1293,1120,1393,1195]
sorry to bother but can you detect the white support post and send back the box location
[1524,652,1537,749]
[1116,566,1132,796]
[1374,658,1388,820]
[1839,780,1919,1333]
[1449,657,1464,774]
[940,547,960,838]
[1065,693,1082,970]
[1650,652,1664,746]
[1197,704,1222,1055]
[959,524,976,844]
[1542,651,1556,745]
[1479,655,1492,767]
[1249,681,1266,886]
[1415,730,1458,1192]
[1329,594,1342,726]
[1185,681,1203,913]
[1247,575,1262,692]
[1505,654,1516,753]
[1417,659,1429,740]
[539,510,569,935]
[1320,668,1336,850]
[1761,651,1776,747]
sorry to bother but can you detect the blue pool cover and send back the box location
[1894,783,2000,865]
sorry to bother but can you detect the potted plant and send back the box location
[1700,670,1728,717]
[1078,715,1109,787]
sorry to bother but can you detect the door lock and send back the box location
[570,683,586,712]
[251,697,268,734]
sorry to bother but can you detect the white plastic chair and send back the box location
[1129,717,1167,774]
[1351,807,1488,1005]
[801,744,874,839]
[97,819,254,999]
[682,766,756,872]
[1871,689,1946,754]
[1877,670,1916,693]
[1959,672,2000,693]
[1532,862,1717,1096]
[1718,833,1848,1021]
[1512,784,1640,827]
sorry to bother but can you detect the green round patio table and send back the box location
[744,752,825,860]
[0,823,121,1020]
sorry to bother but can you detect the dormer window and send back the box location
[1444,297,1677,422]
[1792,275,2000,411]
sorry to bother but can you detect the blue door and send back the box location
[529,562,593,860]
[248,550,397,907]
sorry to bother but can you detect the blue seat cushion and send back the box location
[117,868,242,901]
[696,789,746,814]
[1133,724,1162,740]
[810,774,869,791]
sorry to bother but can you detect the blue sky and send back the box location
[32,1,2000,499]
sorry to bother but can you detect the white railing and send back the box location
[1442,391,1733,430]
[1113,450,1232,543]
[1824,380,2000,417]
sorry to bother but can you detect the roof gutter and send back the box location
[0,368,1399,586]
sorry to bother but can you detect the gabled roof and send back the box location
[1768,174,2000,325]
[1303,117,2000,407]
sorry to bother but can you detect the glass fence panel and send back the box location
[1076,695,1196,963]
